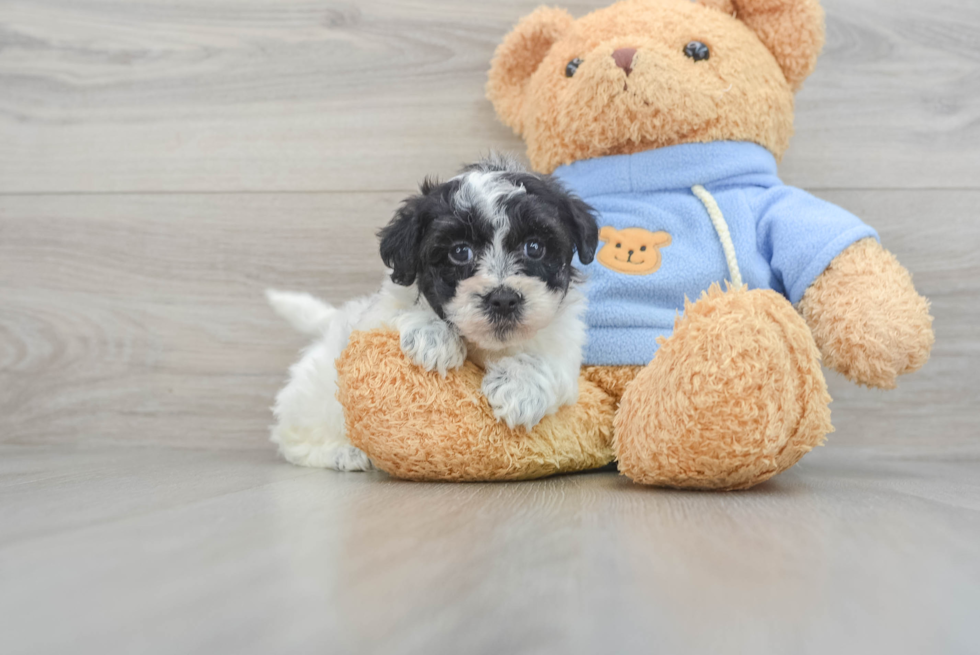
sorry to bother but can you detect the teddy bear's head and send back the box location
[488,0,825,173]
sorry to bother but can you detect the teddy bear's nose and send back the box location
[612,48,637,75]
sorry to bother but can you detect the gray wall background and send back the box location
[1,0,977,451]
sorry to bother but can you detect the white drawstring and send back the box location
[692,184,743,288]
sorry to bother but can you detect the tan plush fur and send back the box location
[582,365,642,402]
[487,0,823,173]
[615,285,832,490]
[337,330,616,481]
[800,238,934,389]
[706,0,825,91]
[335,0,934,490]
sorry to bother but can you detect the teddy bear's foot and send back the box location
[615,284,833,490]
[336,330,616,481]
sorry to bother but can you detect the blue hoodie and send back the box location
[553,141,878,366]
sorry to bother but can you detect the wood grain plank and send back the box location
[1,0,979,193]
[0,192,399,449]
[1,444,979,655]
[1,190,977,450]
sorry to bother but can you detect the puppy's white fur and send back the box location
[268,279,586,471]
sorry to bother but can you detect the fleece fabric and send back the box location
[553,140,879,366]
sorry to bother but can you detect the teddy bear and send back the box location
[334,0,934,490]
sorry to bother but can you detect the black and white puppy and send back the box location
[268,154,598,471]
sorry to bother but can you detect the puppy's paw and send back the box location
[398,318,467,376]
[482,356,555,430]
[273,425,376,472]
[330,445,376,472]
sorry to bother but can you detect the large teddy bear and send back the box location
[335,0,934,489]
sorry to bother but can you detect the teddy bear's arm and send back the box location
[798,238,934,389]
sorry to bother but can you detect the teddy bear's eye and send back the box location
[640,246,647,252]
[565,58,583,77]
[684,41,710,62]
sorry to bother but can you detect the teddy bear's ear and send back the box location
[487,7,575,133]
[700,0,825,91]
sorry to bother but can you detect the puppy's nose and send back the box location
[486,287,523,318]
[612,48,637,75]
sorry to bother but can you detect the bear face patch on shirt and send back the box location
[597,226,671,275]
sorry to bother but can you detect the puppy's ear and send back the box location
[378,183,433,286]
[560,193,599,265]
[487,7,575,134]
[521,174,600,265]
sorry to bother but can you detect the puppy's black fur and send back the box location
[378,160,599,321]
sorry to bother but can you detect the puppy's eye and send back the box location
[449,244,473,265]
[524,240,545,260]
[684,41,710,62]
[565,58,583,77]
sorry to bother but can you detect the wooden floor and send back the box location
[1,0,979,653]
[1,444,978,655]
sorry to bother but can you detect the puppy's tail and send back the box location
[266,289,338,335]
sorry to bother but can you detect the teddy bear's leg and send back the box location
[336,330,617,481]
[615,284,833,490]
[582,365,643,403]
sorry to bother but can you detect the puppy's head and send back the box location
[379,154,598,350]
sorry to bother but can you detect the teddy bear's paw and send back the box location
[396,316,467,377]
[482,355,556,430]
[801,239,935,389]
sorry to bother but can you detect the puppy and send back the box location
[268,154,599,471]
